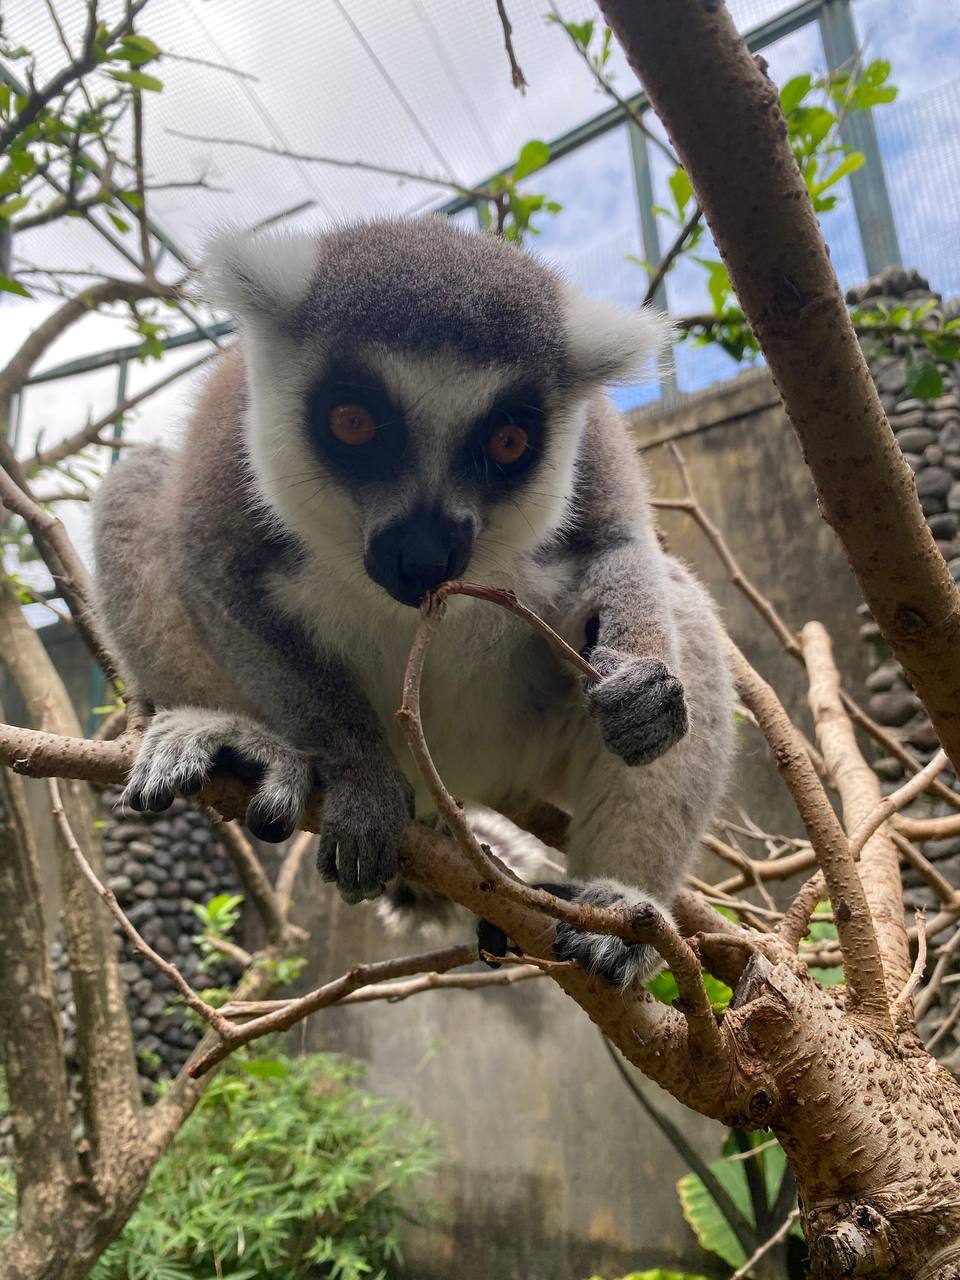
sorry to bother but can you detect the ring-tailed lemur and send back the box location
[92,217,734,985]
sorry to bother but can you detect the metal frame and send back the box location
[11,0,901,402]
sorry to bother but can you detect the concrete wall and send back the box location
[3,367,873,1279]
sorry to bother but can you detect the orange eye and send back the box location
[329,403,376,446]
[488,424,529,466]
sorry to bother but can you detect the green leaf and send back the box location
[239,1058,289,1080]
[0,194,28,220]
[906,347,944,400]
[647,969,733,1014]
[677,1164,749,1267]
[925,333,960,364]
[779,73,812,115]
[0,274,32,298]
[106,210,130,233]
[107,68,163,92]
[694,257,732,315]
[668,167,692,217]
[9,150,35,176]
[815,149,864,194]
[512,139,550,181]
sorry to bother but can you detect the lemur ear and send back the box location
[203,227,318,324]
[562,284,673,386]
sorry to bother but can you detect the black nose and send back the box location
[365,508,474,606]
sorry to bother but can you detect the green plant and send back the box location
[86,1050,436,1280]
[583,1272,710,1280]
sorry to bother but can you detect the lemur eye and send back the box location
[329,403,376,446]
[488,424,529,466]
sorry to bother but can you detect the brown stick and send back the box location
[848,749,948,858]
[802,622,912,1003]
[47,771,234,1038]
[728,634,890,1024]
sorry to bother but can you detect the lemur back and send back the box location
[94,216,734,985]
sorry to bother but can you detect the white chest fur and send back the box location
[269,561,584,811]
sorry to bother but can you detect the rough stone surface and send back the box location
[49,789,244,1097]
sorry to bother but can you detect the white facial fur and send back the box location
[203,225,670,602]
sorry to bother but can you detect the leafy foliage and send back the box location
[583,1272,710,1280]
[854,299,960,401]
[678,1130,799,1270]
[84,1051,436,1280]
[473,138,561,241]
[0,25,168,300]
[678,60,901,362]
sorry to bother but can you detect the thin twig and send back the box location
[643,204,703,306]
[730,1210,800,1280]
[46,770,233,1037]
[892,912,928,1026]
[494,0,528,92]
[849,750,948,858]
[916,929,960,1021]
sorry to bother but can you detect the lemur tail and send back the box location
[376,804,565,938]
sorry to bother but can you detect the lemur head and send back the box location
[206,217,668,607]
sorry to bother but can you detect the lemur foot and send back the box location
[315,762,414,905]
[585,645,688,766]
[480,878,665,988]
[121,708,311,843]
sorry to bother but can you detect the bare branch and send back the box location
[655,445,960,815]
[0,0,151,153]
[892,912,927,1027]
[0,743,78,1205]
[494,0,528,92]
[730,1210,800,1280]
[642,203,703,306]
[728,634,891,1025]
[166,129,486,201]
[849,749,948,858]
[28,349,217,472]
[802,622,912,1004]
[202,812,291,946]
[0,460,117,680]
[47,767,234,1039]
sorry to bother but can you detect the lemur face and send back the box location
[206,218,668,606]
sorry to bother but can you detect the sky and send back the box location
[2,0,960,588]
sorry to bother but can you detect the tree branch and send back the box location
[599,0,960,779]
[0,0,151,154]
[801,621,912,1004]
[0,578,142,1171]
[0,729,78,1210]
[727,634,891,1025]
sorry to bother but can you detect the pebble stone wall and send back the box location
[51,787,244,1096]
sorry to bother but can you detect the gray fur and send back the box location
[92,217,734,973]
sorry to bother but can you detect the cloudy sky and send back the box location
[2,0,959,578]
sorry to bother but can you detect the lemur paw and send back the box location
[315,764,414,905]
[585,646,688,766]
[481,879,665,988]
[121,709,311,842]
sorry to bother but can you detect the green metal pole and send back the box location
[818,0,902,276]
[627,119,678,402]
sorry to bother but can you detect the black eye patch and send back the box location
[305,364,408,484]
[457,388,546,496]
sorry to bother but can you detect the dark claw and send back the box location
[212,746,266,789]
[246,806,294,844]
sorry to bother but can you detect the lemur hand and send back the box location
[585,646,688,766]
[316,759,415,904]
